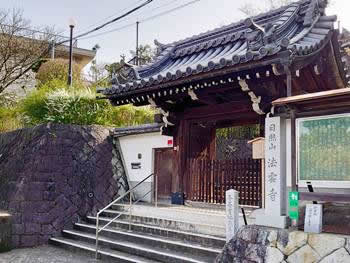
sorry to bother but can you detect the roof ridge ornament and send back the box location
[303,0,326,27]
[154,39,168,55]
[244,18,279,53]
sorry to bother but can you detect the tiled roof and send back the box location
[112,123,161,137]
[101,0,335,98]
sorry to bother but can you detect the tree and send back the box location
[129,44,155,66]
[239,0,296,16]
[36,58,83,87]
[0,8,60,94]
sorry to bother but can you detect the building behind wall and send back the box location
[113,124,173,203]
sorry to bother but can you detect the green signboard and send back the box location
[298,115,350,182]
[288,191,299,220]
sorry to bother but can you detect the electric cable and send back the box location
[78,0,200,41]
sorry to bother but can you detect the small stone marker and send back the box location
[304,204,322,233]
[226,189,239,242]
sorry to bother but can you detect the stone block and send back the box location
[267,230,278,247]
[28,182,48,192]
[308,234,345,258]
[12,235,20,248]
[256,228,271,246]
[238,226,259,243]
[255,214,288,229]
[52,217,64,231]
[278,231,308,256]
[12,224,24,235]
[37,201,55,213]
[8,201,21,213]
[286,244,320,263]
[244,243,265,263]
[32,172,54,182]
[22,210,34,223]
[21,235,38,247]
[265,247,285,263]
[26,189,42,201]
[38,234,50,245]
[43,190,57,201]
[65,205,78,218]
[25,223,40,234]
[319,248,350,263]
[42,224,55,235]
[33,213,52,224]
[11,213,22,224]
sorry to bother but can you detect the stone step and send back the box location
[110,204,227,226]
[49,236,160,263]
[99,209,225,237]
[61,227,217,263]
[72,223,221,260]
[85,216,226,248]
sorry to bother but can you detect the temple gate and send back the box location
[99,0,348,211]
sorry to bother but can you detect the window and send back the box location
[297,114,350,186]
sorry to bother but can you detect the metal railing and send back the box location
[95,173,157,259]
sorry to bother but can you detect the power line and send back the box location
[73,0,154,40]
[74,0,145,35]
[141,0,200,23]
[78,0,200,41]
[76,0,179,38]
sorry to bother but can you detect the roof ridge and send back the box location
[158,0,311,50]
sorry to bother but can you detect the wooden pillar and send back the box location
[172,119,190,194]
[291,110,298,192]
[209,127,216,160]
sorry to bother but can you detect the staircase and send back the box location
[50,203,226,263]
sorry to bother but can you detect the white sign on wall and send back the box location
[265,117,287,216]
[304,204,323,233]
[226,189,239,242]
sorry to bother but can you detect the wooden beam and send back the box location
[272,88,350,106]
[183,101,253,120]
[299,192,350,202]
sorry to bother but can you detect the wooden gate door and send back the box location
[188,158,262,207]
[154,148,173,199]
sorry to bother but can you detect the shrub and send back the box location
[1,77,155,132]
[43,88,110,125]
[0,106,23,132]
[19,86,50,125]
[19,86,154,127]
[36,58,83,87]
[106,105,154,127]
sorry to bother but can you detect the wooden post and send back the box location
[291,110,298,192]
[261,159,265,208]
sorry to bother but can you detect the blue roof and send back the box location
[101,0,338,99]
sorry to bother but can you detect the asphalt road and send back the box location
[0,245,101,263]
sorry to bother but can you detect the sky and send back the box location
[2,0,350,66]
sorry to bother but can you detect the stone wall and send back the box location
[0,123,124,248]
[216,225,350,263]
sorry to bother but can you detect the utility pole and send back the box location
[68,20,75,87]
[51,41,55,59]
[136,21,139,66]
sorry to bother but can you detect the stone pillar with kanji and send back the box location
[255,116,288,228]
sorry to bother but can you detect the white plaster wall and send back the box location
[118,132,173,202]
